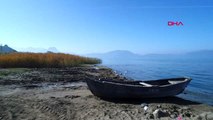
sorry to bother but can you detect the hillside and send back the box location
[86,50,142,64]
[0,45,17,53]
[86,50,213,64]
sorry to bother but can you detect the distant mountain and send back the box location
[186,50,213,57]
[19,47,59,53]
[86,50,142,64]
[86,49,213,64]
[0,44,17,53]
[47,47,59,53]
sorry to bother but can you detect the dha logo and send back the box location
[168,21,183,26]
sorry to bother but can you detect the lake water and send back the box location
[105,58,213,105]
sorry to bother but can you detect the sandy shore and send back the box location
[0,66,212,120]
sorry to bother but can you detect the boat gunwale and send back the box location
[88,77,192,88]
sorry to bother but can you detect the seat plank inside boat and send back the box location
[139,82,153,87]
[168,79,186,84]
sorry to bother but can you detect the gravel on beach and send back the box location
[0,66,212,120]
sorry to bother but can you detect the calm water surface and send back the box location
[105,58,213,105]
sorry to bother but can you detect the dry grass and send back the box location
[0,53,101,68]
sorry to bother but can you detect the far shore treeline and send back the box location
[0,53,101,68]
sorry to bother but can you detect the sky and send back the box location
[0,0,213,54]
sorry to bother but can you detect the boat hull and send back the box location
[86,77,191,99]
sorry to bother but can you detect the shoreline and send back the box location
[0,65,212,120]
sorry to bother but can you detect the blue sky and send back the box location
[0,0,213,54]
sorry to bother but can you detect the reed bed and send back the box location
[0,53,101,68]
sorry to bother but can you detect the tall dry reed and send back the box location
[0,53,101,68]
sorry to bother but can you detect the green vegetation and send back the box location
[0,53,101,68]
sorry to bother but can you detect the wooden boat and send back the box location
[86,77,191,99]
